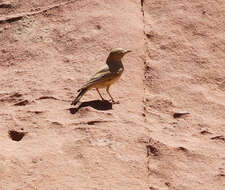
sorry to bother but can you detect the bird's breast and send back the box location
[91,72,122,89]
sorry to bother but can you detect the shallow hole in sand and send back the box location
[8,130,27,141]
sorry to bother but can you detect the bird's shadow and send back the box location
[69,100,112,114]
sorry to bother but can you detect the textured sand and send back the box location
[0,0,224,189]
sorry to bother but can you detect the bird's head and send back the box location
[108,48,132,60]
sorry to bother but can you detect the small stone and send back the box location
[211,135,225,142]
[200,130,211,135]
[14,100,29,106]
[173,111,190,118]
[0,1,13,8]
[177,146,188,152]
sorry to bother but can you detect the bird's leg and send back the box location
[96,88,104,100]
[106,86,119,104]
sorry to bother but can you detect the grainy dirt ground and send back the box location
[0,0,224,189]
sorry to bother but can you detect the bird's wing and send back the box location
[81,65,117,89]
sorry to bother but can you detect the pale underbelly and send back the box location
[90,75,121,89]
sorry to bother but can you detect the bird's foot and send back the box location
[71,101,77,106]
[111,100,120,104]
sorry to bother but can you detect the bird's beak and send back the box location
[124,49,132,54]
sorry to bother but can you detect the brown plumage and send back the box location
[71,48,131,105]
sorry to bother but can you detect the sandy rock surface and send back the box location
[0,0,224,189]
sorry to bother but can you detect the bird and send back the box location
[71,48,132,106]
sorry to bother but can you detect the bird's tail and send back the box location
[71,88,88,106]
